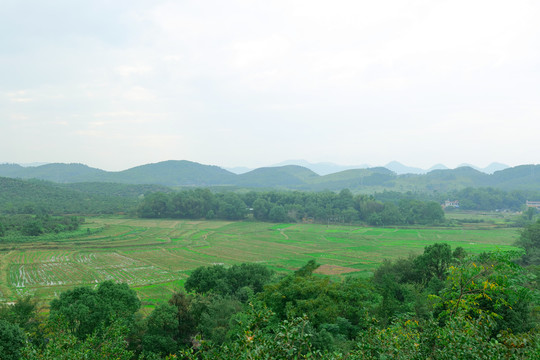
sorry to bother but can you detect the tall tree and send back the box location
[49,281,140,340]
[415,243,453,281]
[515,220,540,265]
[0,320,25,360]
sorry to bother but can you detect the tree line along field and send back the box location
[0,217,521,307]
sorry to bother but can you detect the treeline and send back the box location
[0,214,84,238]
[138,189,445,226]
[1,236,538,359]
[376,187,540,212]
[2,176,538,219]
[450,187,540,211]
[0,177,170,215]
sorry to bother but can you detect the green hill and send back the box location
[306,167,396,191]
[0,163,107,183]
[0,177,167,214]
[0,164,27,177]
[393,166,489,192]
[108,160,236,186]
[487,165,540,190]
[236,165,319,188]
[0,161,538,193]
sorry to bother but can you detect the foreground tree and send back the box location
[415,243,453,281]
[22,318,134,360]
[168,290,196,346]
[184,263,273,297]
[49,281,140,340]
[515,219,540,266]
[0,319,25,360]
[141,303,179,357]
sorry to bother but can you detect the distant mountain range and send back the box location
[0,160,538,193]
[226,160,510,175]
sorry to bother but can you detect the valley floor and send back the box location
[0,217,520,306]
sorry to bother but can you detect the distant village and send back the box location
[526,200,540,210]
[442,200,540,211]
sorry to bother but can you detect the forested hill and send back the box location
[0,161,234,186]
[0,160,539,192]
[0,177,170,214]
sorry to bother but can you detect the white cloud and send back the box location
[0,0,539,169]
[116,65,153,77]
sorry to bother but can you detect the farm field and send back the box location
[0,217,522,307]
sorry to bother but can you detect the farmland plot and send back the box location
[0,217,522,304]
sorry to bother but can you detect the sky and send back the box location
[1,0,539,171]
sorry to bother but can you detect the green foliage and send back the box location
[21,220,43,236]
[178,302,326,360]
[22,317,134,360]
[268,205,288,222]
[197,296,243,345]
[294,259,320,277]
[168,290,196,346]
[217,193,247,220]
[138,192,170,218]
[451,187,530,211]
[0,319,26,360]
[0,214,84,240]
[142,303,179,357]
[184,263,273,297]
[0,255,535,359]
[49,281,140,340]
[433,251,537,334]
[399,199,445,225]
[0,296,43,345]
[353,313,539,360]
[138,189,445,226]
[355,250,539,360]
[261,263,378,341]
[0,177,156,215]
[372,244,478,326]
[414,243,453,281]
[515,219,540,265]
[252,198,270,221]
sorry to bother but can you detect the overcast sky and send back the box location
[1,0,539,171]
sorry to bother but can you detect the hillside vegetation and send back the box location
[0,177,170,215]
[0,161,539,192]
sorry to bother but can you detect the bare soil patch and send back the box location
[314,264,361,275]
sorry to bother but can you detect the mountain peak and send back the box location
[271,159,369,175]
[384,161,425,175]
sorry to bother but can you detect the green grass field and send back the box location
[0,217,522,306]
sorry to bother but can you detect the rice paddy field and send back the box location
[0,217,522,307]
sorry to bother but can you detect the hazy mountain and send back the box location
[236,165,319,187]
[271,160,507,176]
[19,162,50,167]
[458,163,478,170]
[225,166,253,174]
[384,161,425,175]
[487,164,540,190]
[0,163,26,177]
[271,159,370,176]
[307,167,396,191]
[109,160,237,186]
[0,163,107,183]
[0,160,236,187]
[482,162,509,174]
[0,160,537,192]
[427,164,449,171]
[458,162,510,174]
